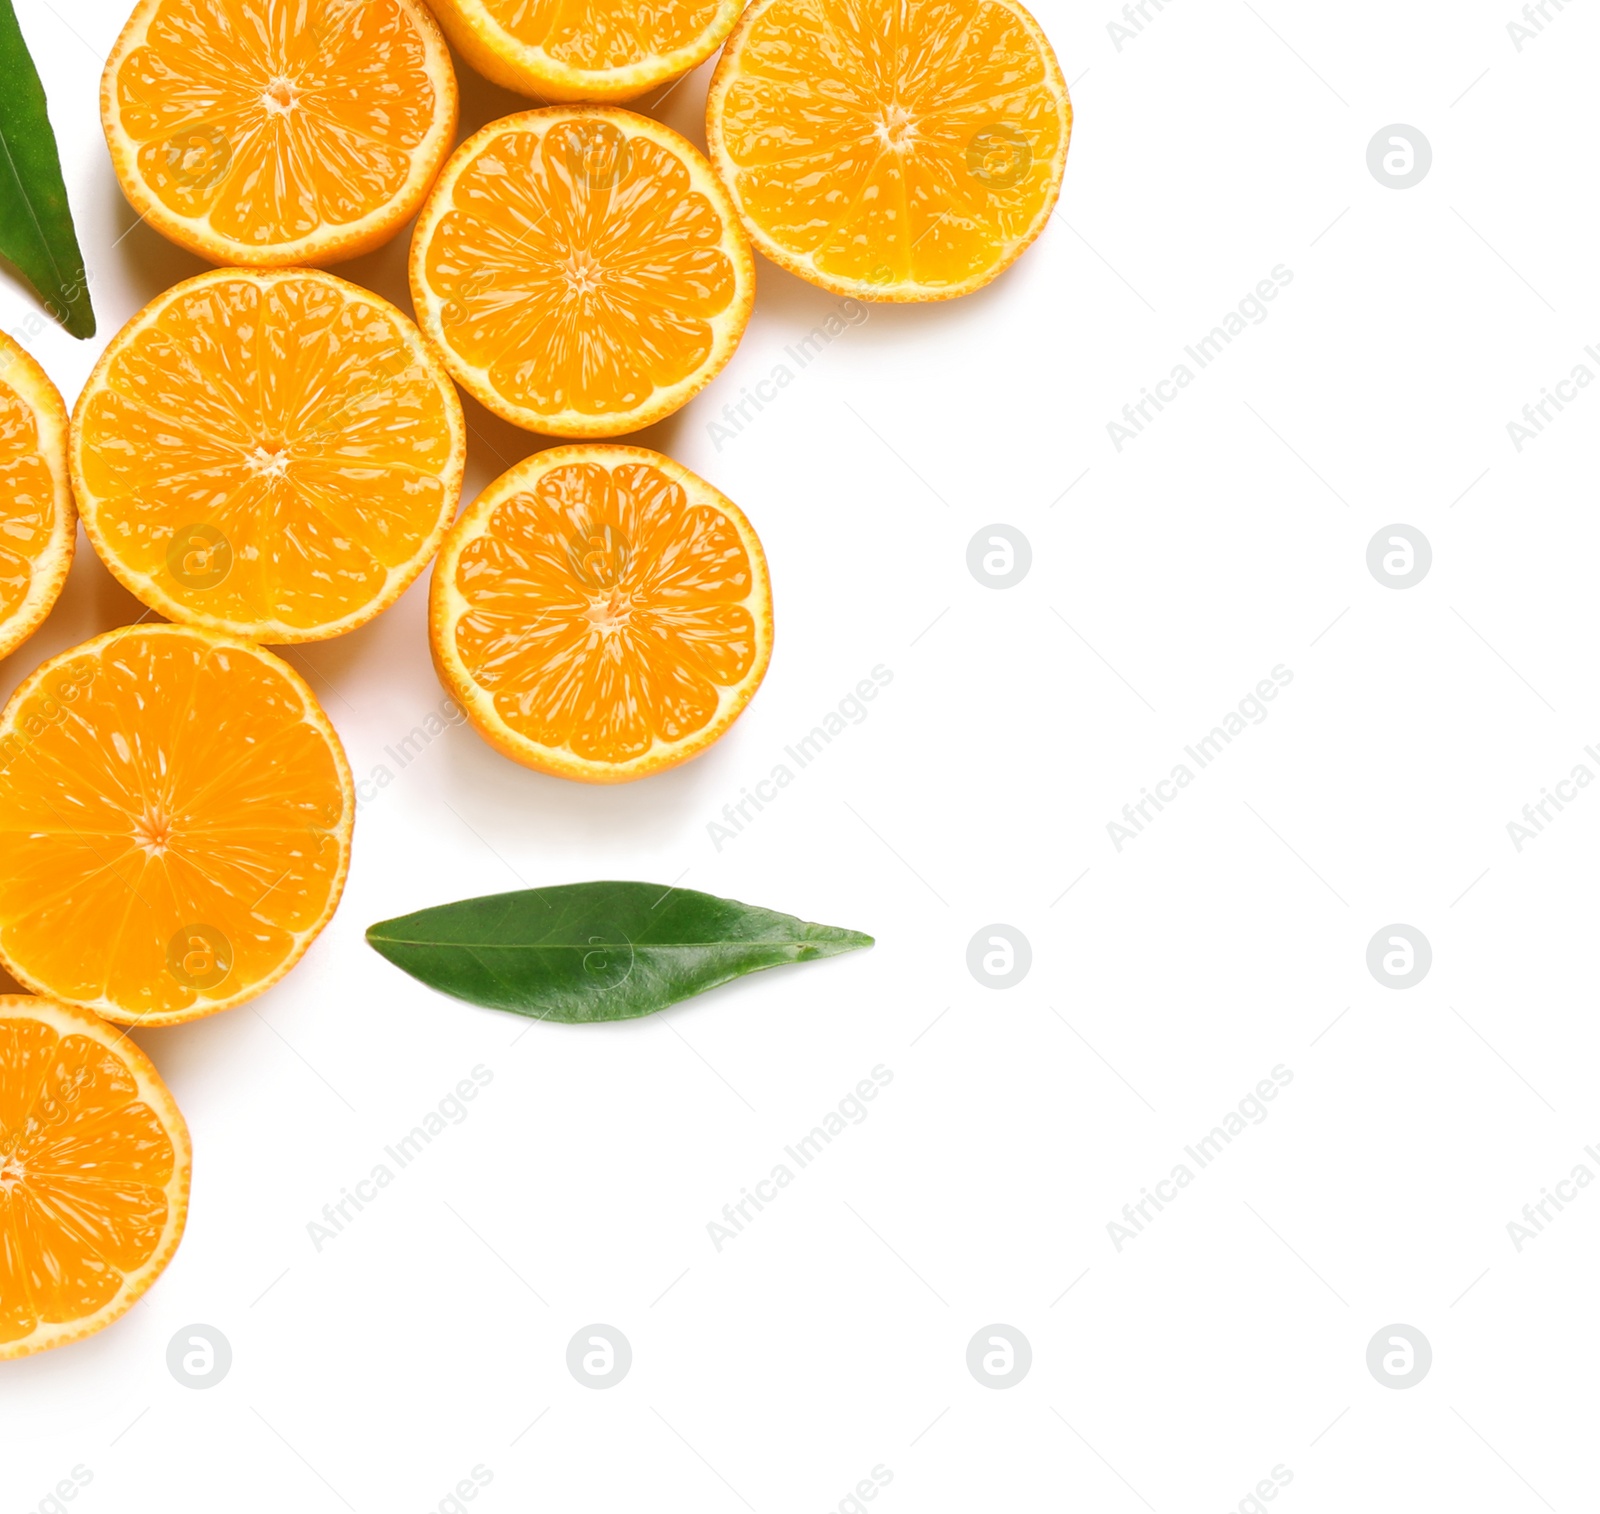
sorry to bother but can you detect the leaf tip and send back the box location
[813,927,874,957]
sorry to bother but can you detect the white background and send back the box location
[3,0,1599,1509]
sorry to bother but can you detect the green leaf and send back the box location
[366,882,874,1023]
[0,0,94,339]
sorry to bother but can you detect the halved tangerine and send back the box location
[410,109,754,437]
[0,333,75,662]
[0,625,354,1026]
[0,995,191,1360]
[428,0,745,103]
[72,268,465,643]
[431,446,772,782]
[102,0,458,266]
[707,0,1072,300]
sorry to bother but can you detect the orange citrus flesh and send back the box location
[0,334,75,663]
[431,446,772,782]
[72,269,465,644]
[0,995,190,1360]
[410,109,754,437]
[0,626,354,1026]
[707,0,1071,301]
[428,0,745,103]
[102,0,458,266]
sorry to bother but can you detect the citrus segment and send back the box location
[410,110,754,437]
[0,626,354,1026]
[103,0,458,266]
[72,269,465,643]
[431,446,772,781]
[707,0,1071,300]
[428,0,745,102]
[0,334,74,662]
[0,995,191,1359]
